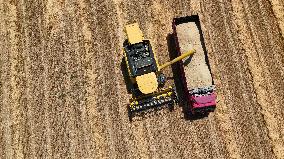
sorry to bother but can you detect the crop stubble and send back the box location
[0,0,283,158]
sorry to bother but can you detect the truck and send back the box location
[172,15,217,115]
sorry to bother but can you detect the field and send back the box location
[1,0,284,158]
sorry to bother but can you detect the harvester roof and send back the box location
[124,40,158,77]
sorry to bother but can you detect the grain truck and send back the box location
[172,15,216,115]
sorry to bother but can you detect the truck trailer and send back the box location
[172,15,217,115]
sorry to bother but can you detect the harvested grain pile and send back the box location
[176,22,212,89]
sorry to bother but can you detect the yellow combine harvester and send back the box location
[123,23,195,118]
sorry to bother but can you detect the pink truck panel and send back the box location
[191,93,217,108]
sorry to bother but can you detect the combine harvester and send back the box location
[172,15,216,115]
[123,23,195,119]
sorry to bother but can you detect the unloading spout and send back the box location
[159,49,196,70]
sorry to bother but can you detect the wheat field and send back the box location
[0,0,284,158]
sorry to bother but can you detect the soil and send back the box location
[0,0,284,158]
[176,22,213,89]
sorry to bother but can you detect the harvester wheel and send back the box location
[157,73,166,86]
[128,106,133,122]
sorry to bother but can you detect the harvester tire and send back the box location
[157,73,166,86]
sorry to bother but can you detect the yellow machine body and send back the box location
[136,72,158,94]
[124,23,160,95]
[125,23,144,45]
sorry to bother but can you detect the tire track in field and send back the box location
[0,1,13,158]
[241,0,284,156]
[76,0,107,158]
[0,0,6,156]
[45,1,93,157]
[44,1,72,158]
[42,0,59,157]
[10,0,30,157]
[85,1,119,158]
[0,1,4,155]
[200,1,240,158]
[204,0,275,158]
[17,0,47,157]
[43,1,70,157]
[76,0,111,158]
[3,1,27,158]
[201,1,244,158]
[256,0,284,121]
[59,1,93,157]
[221,1,275,157]
[60,3,79,157]
[231,0,284,157]
[4,2,18,158]
[74,0,131,158]
[113,0,151,158]
[269,0,284,37]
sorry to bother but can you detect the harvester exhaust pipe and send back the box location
[159,49,196,70]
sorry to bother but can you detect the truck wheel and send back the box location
[173,86,179,103]
[168,101,174,111]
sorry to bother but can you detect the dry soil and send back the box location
[1,0,284,159]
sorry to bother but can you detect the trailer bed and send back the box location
[176,23,212,89]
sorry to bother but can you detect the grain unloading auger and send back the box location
[123,23,195,118]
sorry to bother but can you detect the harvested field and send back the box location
[0,0,284,158]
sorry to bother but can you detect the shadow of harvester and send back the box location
[166,33,190,119]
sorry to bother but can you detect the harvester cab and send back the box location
[123,23,195,118]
